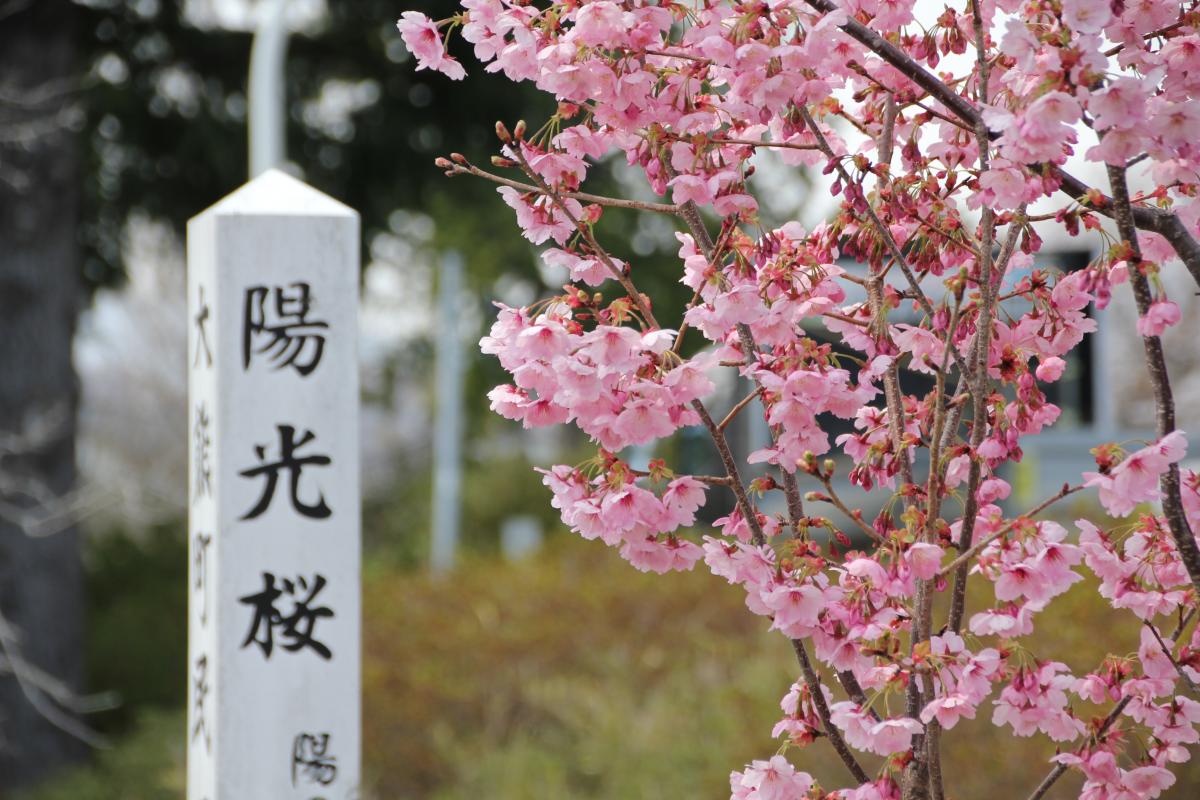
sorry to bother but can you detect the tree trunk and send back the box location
[0,0,86,791]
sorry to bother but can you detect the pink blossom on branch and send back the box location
[1083,432,1188,517]
[1137,300,1182,337]
[400,0,1200,796]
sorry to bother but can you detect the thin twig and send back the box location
[709,136,821,152]
[798,106,980,400]
[936,484,1080,579]
[815,477,884,544]
[507,144,660,329]
[718,389,762,432]
[441,159,682,215]
[0,609,110,749]
[1145,622,1200,695]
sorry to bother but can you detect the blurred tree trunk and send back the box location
[0,0,87,791]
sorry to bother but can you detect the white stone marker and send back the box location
[187,170,360,800]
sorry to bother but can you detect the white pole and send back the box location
[248,0,291,177]
[430,251,465,575]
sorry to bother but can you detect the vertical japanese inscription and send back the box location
[191,654,211,755]
[194,285,213,369]
[189,280,215,782]
[193,402,212,502]
[193,532,212,627]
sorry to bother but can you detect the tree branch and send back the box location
[1105,164,1200,596]
[691,399,767,546]
[439,158,682,215]
[797,106,980,400]
[791,638,871,784]
[505,144,660,329]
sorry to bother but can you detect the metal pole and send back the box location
[248,0,291,177]
[430,252,465,574]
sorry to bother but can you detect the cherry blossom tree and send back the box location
[396,2,1200,798]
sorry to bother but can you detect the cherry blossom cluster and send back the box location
[398,1,1200,798]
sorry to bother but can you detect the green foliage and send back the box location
[84,524,187,734]
[19,708,185,800]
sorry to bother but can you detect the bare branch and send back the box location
[717,388,761,432]
[691,399,767,546]
[0,605,111,750]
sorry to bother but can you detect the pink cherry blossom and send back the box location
[1137,300,1182,337]
[920,694,976,730]
[1084,432,1188,516]
[1036,356,1066,382]
[1062,0,1112,34]
[396,12,466,80]
[905,542,943,580]
[732,755,813,800]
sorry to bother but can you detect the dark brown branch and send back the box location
[1105,164,1200,596]
[691,399,766,546]
[718,389,761,432]
[791,638,871,784]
